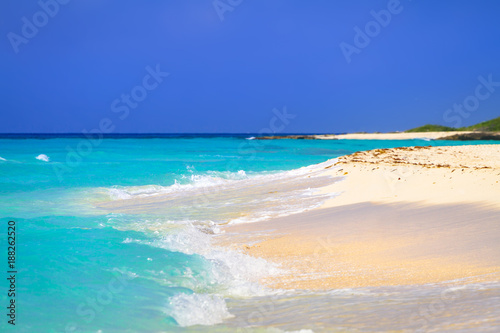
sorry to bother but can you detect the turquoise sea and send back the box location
[0,135,499,332]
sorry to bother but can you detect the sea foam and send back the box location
[36,154,50,162]
[124,219,282,297]
[167,293,233,326]
[103,160,340,225]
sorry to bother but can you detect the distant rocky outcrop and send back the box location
[438,132,500,141]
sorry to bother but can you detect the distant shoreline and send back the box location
[256,131,500,140]
[2,130,499,141]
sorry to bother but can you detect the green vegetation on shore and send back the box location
[406,125,456,133]
[460,116,500,131]
[406,116,500,132]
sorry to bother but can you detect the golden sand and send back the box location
[216,145,500,290]
[321,144,500,208]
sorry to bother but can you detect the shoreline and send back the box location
[215,144,500,290]
[256,131,500,140]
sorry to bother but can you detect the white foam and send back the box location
[167,293,233,327]
[103,160,341,306]
[36,154,50,162]
[0,156,6,161]
[106,159,337,201]
[108,185,169,200]
[104,161,339,225]
[149,222,282,297]
[116,216,282,297]
[106,172,244,200]
[122,238,137,244]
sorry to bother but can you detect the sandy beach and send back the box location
[313,131,475,140]
[217,144,500,290]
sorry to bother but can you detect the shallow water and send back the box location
[0,135,498,332]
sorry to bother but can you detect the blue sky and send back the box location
[1,0,500,133]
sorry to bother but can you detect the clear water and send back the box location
[0,136,498,332]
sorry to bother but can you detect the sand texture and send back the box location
[217,145,500,290]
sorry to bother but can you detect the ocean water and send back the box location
[0,135,499,332]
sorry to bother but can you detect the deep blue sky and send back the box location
[1,0,500,133]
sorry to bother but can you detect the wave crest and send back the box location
[167,293,233,327]
[36,154,50,162]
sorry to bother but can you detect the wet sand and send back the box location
[216,145,500,290]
